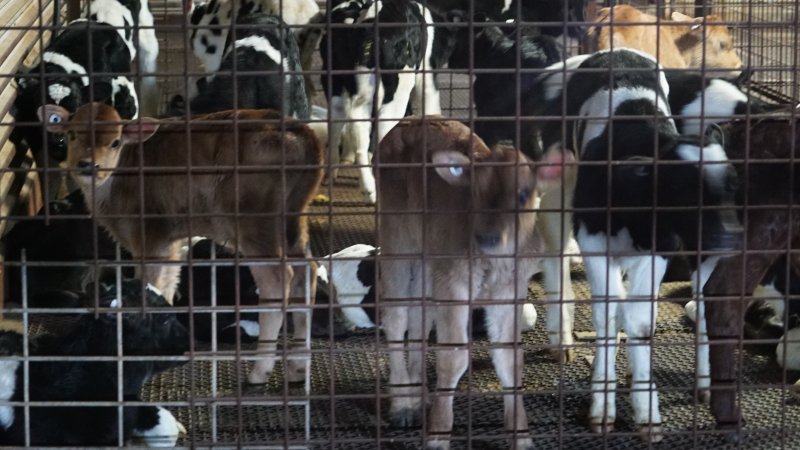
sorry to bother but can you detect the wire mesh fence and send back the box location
[1,0,799,448]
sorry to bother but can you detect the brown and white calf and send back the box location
[38,102,323,385]
[377,117,565,450]
[592,4,743,75]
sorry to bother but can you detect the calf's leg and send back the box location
[247,263,293,385]
[286,260,317,383]
[381,259,423,427]
[623,256,668,443]
[579,229,625,434]
[427,300,469,450]
[485,302,533,450]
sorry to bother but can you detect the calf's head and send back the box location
[671,11,743,75]
[432,143,568,256]
[37,103,158,187]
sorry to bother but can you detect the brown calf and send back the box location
[377,117,565,450]
[39,103,323,385]
[592,5,743,74]
[703,118,800,437]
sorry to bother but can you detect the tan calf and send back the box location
[39,103,323,385]
[592,5,743,74]
[377,117,566,450]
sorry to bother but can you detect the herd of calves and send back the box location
[2,0,800,447]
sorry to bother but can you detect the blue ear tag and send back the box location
[449,166,463,177]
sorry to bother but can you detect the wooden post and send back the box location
[695,0,710,17]
[582,0,598,54]
[67,0,81,21]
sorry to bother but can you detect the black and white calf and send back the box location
[189,0,319,75]
[0,280,189,447]
[173,13,309,118]
[321,0,451,202]
[665,70,790,136]
[548,49,740,441]
[176,241,380,342]
[458,25,563,153]
[684,254,800,372]
[426,0,586,41]
[13,19,138,165]
[85,0,159,114]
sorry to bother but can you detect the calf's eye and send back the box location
[110,138,121,149]
[48,113,62,124]
[518,189,531,206]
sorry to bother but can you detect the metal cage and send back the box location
[1,0,799,448]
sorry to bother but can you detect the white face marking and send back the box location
[579,87,672,152]
[501,0,513,14]
[47,83,73,105]
[678,79,748,135]
[42,52,89,86]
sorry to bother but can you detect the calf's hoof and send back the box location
[389,407,420,428]
[512,437,534,450]
[550,347,576,364]
[362,190,377,204]
[589,416,615,434]
[285,364,308,384]
[638,423,664,443]
[426,438,451,450]
[247,368,272,385]
[698,389,711,405]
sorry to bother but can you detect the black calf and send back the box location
[0,280,189,446]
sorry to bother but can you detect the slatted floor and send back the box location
[131,175,800,449]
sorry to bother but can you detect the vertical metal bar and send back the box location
[210,242,218,444]
[695,0,710,17]
[21,250,30,447]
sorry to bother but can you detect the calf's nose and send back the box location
[77,160,97,171]
[475,232,501,249]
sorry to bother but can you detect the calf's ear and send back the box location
[671,11,694,22]
[122,118,159,144]
[36,104,70,133]
[704,123,726,147]
[432,150,471,187]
